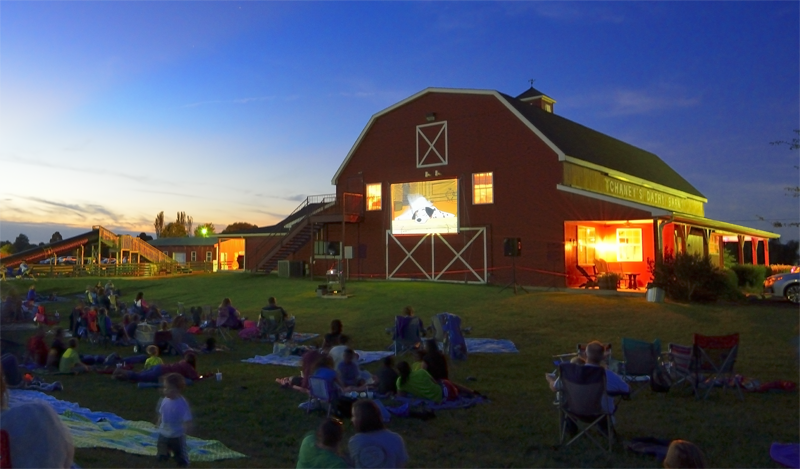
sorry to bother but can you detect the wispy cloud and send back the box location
[19,196,121,222]
[0,156,168,185]
[565,84,701,117]
[181,96,277,108]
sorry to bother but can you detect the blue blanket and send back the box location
[465,338,518,353]
[243,350,394,367]
[8,390,246,461]
[385,394,489,415]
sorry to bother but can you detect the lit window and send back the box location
[543,103,552,113]
[191,251,197,262]
[577,226,596,265]
[472,172,493,204]
[205,251,212,262]
[366,183,382,211]
[617,228,642,262]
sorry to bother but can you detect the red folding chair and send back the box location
[692,333,743,401]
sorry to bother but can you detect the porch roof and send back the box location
[662,213,780,239]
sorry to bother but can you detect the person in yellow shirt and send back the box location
[59,339,90,374]
[145,345,164,370]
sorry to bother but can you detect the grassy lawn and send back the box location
[1,274,798,468]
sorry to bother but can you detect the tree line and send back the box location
[153,211,257,238]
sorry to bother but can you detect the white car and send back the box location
[763,267,800,304]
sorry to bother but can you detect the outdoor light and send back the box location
[426,112,436,122]
[201,227,207,236]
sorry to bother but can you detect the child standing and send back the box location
[145,345,164,370]
[156,373,192,467]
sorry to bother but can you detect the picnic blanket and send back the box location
[385,394,489,415]
[8,390,246,462]
[465,338,518,353]
[243,350,394,367]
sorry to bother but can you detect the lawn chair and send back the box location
[620,338,661,396]
[388,315,425,356]
[692,333,743,401]
[307,376,336,417]
[576,265,598,289]
[431,313,469,361]
[134,322,156,352]
[258,307,290,342]
[664,343,694,395]
[556,362,616,452]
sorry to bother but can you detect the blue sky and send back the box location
[1,2,798,244]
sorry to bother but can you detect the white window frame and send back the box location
[416,121,448,168]
[616,228,643,262]
[577,226,596,265]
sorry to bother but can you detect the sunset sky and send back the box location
[1,2,798,244]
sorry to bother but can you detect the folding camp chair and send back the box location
[258,308,290,342]
[664,343,694,394]
[692,333,743,401]
[307,376,336,417]
[620,338,661,396]
[213,308,235,344]
[556,362,617,452]
[388,315,425,356]
[429,313,470,361]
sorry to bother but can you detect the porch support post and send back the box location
[653,219,663,263]
[737,235,745,264]
[679,224,687,254]
[702,229,710,257]
[764,239,770,266]
[751,237,759,265]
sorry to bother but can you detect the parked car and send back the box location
[763,267,800,304]
[58,256,77,264]
[101,258,117,264]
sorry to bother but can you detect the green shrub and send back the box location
[598,272,621,290]
[731,264,769,288]
[722,268,746,301]
[648,252,730,303]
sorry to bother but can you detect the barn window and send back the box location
[205,251,212,262]
[617,228,642,262]
[366,183,382,211]
[191,251,197,262]
[472,172,493,204]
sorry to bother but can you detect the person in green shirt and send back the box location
[296,418,349,468]
[59,338,89,374]
[145,345,164,370]
[396,361,442,403]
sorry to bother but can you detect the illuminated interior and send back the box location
[366,183,382,211]
[391,179,458,235]
[472,172,493,204]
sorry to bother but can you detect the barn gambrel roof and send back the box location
[332,87,706,202]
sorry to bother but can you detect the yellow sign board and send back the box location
[563,163,704,216]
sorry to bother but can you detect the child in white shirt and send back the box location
[156,373,192,466]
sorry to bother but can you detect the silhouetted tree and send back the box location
[767,130,799,227]
[221,222,258,233]
[138,232,154,242]
[50,232,63,244]
[194,223,216,237]
[769,239,799,265]
[154,211,165,238]
[12,234,32,253]
[161,222,188,238]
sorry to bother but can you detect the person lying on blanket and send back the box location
[112,351,201,383]
[275,337,334,392]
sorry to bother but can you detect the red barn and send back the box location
[249,87,778,288]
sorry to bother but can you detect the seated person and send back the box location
[349,400,408,469]
[376,356,399,396]
[26,327,49,367]
[545,340,630,417]
[59,338,90,374]
[296,418,349,469]
[324,319,343,347]
[396,360,443,403]
[664,440,708,469]
[336,348,364,389]
[216,298,243,329]
[328,335,351,368]
[201,337,228,353]
[145,345,164,369]
[259,296,294,340]
[47,328,68,368]
[310,355,342,398]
